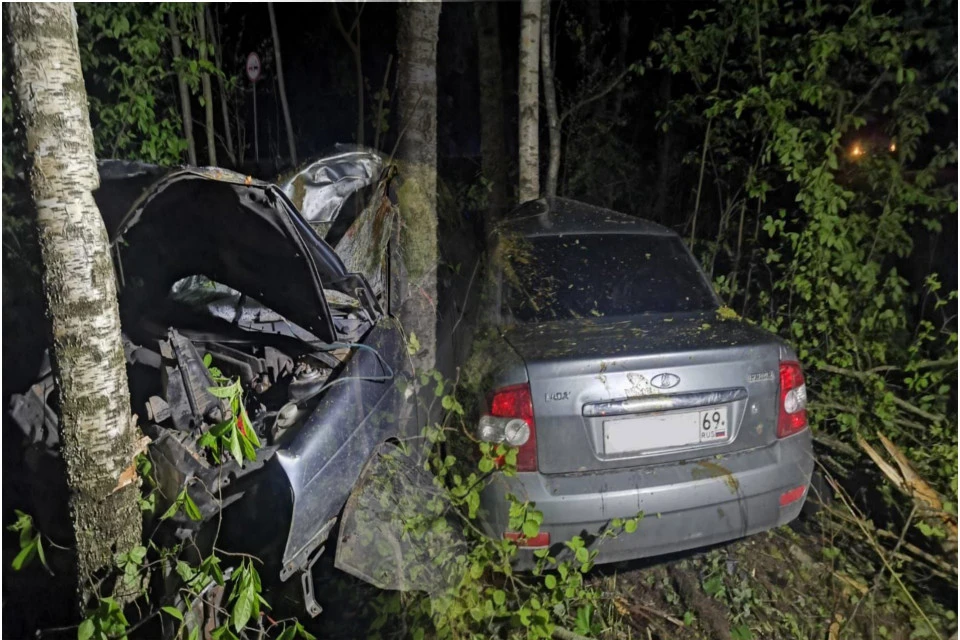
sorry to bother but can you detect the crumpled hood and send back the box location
[106,165,381,344]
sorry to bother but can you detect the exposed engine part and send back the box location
[150,430,278,539]
[160,329,227,431]
[276,402,301,429]
[201,343,294,394]
[287,362,332,403]
[122,336,162,368]
[145,396,172,423]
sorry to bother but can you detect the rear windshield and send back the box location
[501,233,717,322]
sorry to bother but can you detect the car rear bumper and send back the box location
[479,430,813,569]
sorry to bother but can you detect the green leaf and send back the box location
[575,546,589,564]
[522,520,539,538]
[624,519,638,534]
[11,539,37,571]
[228,428,243,466]
[161,606,184,622]
[295,621,316,640]
[231,583,254,632]
[732,624,754,640]
[182,493,202,521]
[207,384,240,399]
[77,619,95,640]
[544,574,557,589]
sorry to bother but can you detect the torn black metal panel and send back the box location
[276,321,409,581]
[95,160,170,238]
[112,173,334,343]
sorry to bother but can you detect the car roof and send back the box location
[495,197,676,238]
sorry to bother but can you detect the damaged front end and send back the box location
[9,151,454,618]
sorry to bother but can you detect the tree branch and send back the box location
[559,64,634,124]
[815,362,946,423]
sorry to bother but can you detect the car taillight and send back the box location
[777,361,808,438]
[503,531,550,548]
[477,383,538,471]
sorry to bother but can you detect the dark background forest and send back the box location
[2,1,958,639]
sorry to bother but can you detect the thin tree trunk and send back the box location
[689,38,729,247]
[267,2,297,167]
[373,54,393,151]
[518,0,541,202]
[652,72,674,224]
[332,5,365,146]
[197,5,217,166]
[475,2,509,220]
[613,10,630,120]
[168,10,197,165]
[206,4,235,166]
[8,1,141,608]
[396,0,441,373]
[540,0,560,198]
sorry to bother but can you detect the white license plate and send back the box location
[603,408,730,455]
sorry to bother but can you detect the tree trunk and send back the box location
[613,10,630,120]
[332,5,365,147]
[540,0,560,198]
[652,72,674,224]
[267,2,297,167]
[396,0,441,373]
[518,0,541,202]
[168,10,197,165]
[206,4,235,166]
[197,5,217,166]
[8,2,141,608]
[475,2,509,220]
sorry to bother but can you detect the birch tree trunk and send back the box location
[168,10,197,165]
[8,2,141,607]
[206,4,236,166]
[197,5,217,166]
[268,2,298,167]
[540,0,560,198]
[518,0,541,202]
[475,2,509,220]
[396,0,441,373]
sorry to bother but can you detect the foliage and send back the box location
[355,347,644,639]
[7,510,48,572]
[75,3,234,166]
[198,357,261,466]
[76,4,186,164]
[654,0,957,632]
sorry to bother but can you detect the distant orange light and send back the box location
[889,142,897,152]
[850,142,864,158]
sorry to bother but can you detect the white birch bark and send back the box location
[8,2,141,605]
[518,0,542,202]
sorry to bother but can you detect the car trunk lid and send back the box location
[502,312,784,474]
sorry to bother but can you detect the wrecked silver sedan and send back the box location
[472,198,815,568]
[9,149,432,617]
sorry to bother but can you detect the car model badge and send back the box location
[651,373,681,390]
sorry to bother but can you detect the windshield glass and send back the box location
[501,233,717,322]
